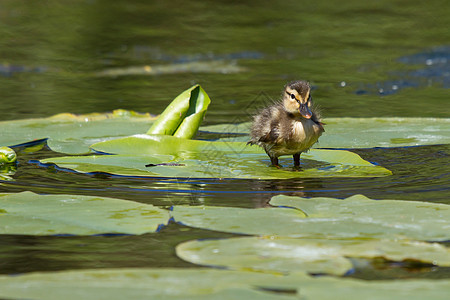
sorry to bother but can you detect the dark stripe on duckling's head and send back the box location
[284,80,310,104]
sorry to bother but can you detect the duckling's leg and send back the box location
[269,156,280,168]
[293,153,301,167]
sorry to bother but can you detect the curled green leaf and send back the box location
[147,85,211,139]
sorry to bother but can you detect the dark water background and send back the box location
[0,0,449,280]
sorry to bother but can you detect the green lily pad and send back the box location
[176,237,450,276]
[40,134,391,179]
[0,268,306,300]
[0,191,169,235]
[0,110,156,154]
[41,154,177,177]
[171,194,450,241]
[177,237,352,276]
[200,118,450,148]
[147,85,211,139]
[0,268,448,300]
[298,276,450,300]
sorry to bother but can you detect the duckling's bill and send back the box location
[299,103,312,119]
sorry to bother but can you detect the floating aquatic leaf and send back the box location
[299,277,450,300]
[0,110,156,154]
[200,118,450,148]
[171,194,450,241]
[0,268,305,300]
[40,134,391,179]
[177,237,352,275]
[40,154,176,177]
[0,268,448,300]
[297,276,450,300]
[0,191,169,235]
[177,237,450,276]
[147,85,211,139]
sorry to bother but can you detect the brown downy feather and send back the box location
[247,80,325,167]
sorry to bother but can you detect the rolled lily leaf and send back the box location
[0,146,16,164]
[147,85,211,139]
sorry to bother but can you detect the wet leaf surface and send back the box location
[39,135,391,179]
[0,191,169,235]
[176,236,450,276]
[171,194,450,241]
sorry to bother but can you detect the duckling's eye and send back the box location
[290,93,296,100]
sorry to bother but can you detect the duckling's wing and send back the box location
[248,125,278,145]
[258,126,280,144]
[250,105,283,145]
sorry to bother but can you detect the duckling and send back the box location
[248,80,324,167]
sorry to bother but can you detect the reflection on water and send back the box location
[0,0,449,281]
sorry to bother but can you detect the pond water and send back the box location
[0,0,449,285]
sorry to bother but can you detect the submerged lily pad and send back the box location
[171,194,450,241]
[96,60,247,77]
[39,134,391,179]
[176,237,450,276]
[0,110,156,154]
[0,268,448,300]
[200,118,450,148]
[0,191,169,235]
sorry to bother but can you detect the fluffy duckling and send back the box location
[248,80,324,167]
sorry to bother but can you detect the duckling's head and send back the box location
[282,80,313,119]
